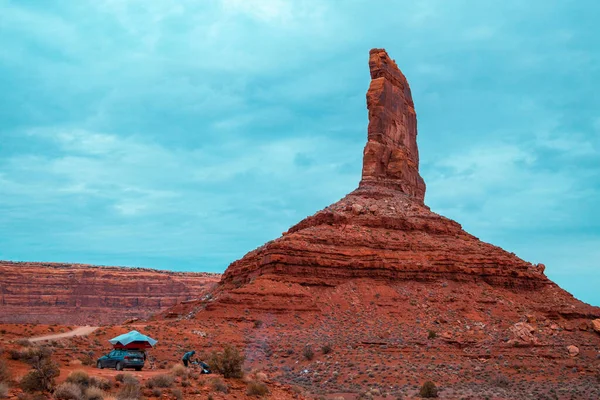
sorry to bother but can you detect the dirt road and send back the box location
[29,326,99,342]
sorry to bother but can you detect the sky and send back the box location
[0,0,598,305]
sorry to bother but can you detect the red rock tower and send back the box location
[221,48,548,288]
[361,49,426,202]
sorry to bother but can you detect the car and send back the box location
[96,349,145,371]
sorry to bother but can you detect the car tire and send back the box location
[116,362,123,371]
[97,361,104,369]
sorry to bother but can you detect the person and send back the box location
[182,350,195,367]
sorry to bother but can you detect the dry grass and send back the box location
[66,370,90,387]
[85,386,106,400]
[246,380,268,397]
[0,383,8,399]
[0,359,10,383]
[53,382,83,400]
[171,364,188,378]
[145,374,174,389]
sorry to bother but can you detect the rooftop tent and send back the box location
[109,330,158,350]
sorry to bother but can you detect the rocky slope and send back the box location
[156,49,600,397]
[0,261,220,325]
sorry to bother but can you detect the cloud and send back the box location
[0,0,598,304]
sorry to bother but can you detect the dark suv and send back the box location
[96,349,145,371]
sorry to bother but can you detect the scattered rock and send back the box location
[510,322,537,344]
[592,319,600,334]
[567,345,580,357]
[351,204,364,215]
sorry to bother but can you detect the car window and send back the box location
[109,351,117,357]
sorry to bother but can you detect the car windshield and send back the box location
[126,351,143,356]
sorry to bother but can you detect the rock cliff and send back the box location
[0,261,219,325]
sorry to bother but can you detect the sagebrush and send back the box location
[208,345,245,379]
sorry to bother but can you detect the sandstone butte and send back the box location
[156,49,600,396]
[0,261,219,325]
[219,48,551,289]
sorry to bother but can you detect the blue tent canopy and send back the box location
[109,330,158,349]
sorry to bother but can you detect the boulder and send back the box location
[592,319,600,334]
[567,345,580,357]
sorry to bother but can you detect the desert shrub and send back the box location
[20,350,60,393]
[89,377,112,391]
[427,330,437,340]
[121,375,138,386]
[116,375,140,400]
[302,345,314,361]
[21,371,45,393]
[145,374,174,389]
[246,380,268,397]
[0,359,10,383]
[253,320,263,329]
[16,339,32,347]
[208,345,245,379]
[321,344,332,355]
[114,374,125,383]
[211,378,229,393]
[172,389,183,400]
[419,381,438,398]
[180,380,190,388]
[151,388,162,397]
[170,364,187,378]
[0,382,8,399]
[66,370,90,388]
[79,355,95,367]
[53,382,83,400]
[84,386,105,400]
[492,373,510,388]
[9,350,21,360]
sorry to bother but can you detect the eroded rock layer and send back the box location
[0,261,219,325]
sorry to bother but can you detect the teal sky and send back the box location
[1,1,598,305]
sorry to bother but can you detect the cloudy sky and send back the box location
[1,0,598,305]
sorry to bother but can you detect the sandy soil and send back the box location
[28,325,99,342]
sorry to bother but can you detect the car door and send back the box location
[108,350,118,368]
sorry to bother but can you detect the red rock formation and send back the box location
[0,261,220,325]
[361,48,426,201]
[221,48,546,290]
